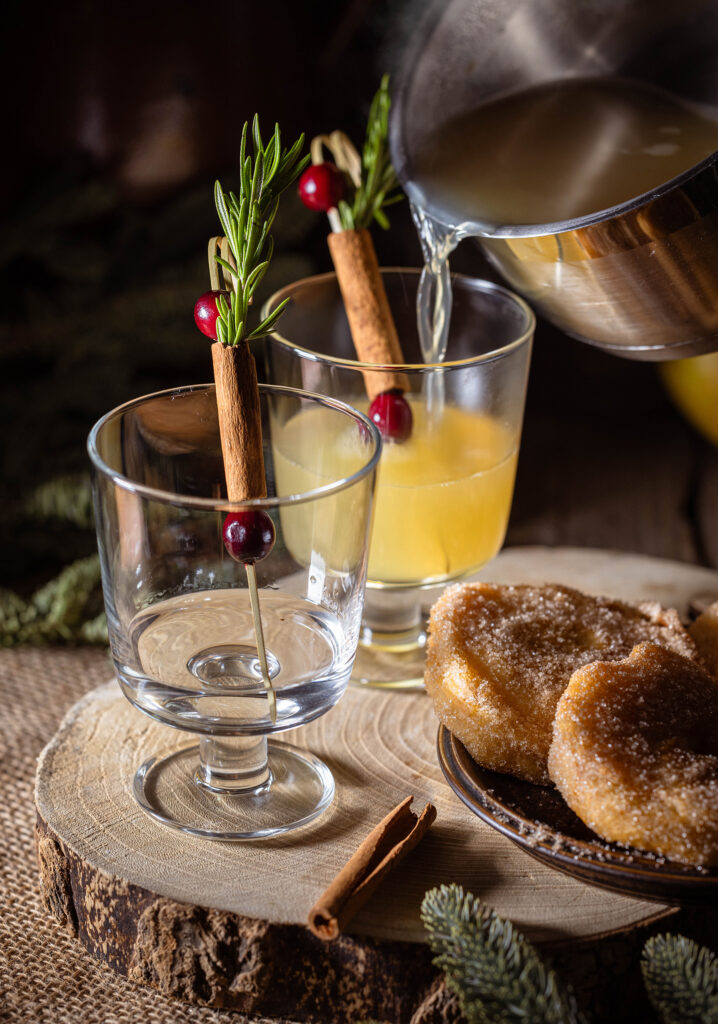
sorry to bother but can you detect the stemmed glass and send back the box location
[264,269,534,689]
[88,383,380,839]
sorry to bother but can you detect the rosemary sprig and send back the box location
[338,75,403,232]
[213,117,309,346]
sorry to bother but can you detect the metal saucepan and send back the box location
[390,0,718,359]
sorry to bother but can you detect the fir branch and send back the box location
[339,75,403,232]
[421,884,586,1024]
[2,473,106,647]
[24,473,95,529]
[214,116,309,345]
[642,934,718,1024]
[0,554,106,647]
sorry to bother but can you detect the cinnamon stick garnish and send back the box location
[212,341,266,501]
[328,228,410,400]
[307,795,436,941]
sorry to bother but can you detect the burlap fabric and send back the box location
[0,646,294,1024]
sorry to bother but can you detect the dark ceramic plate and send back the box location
[437,726,718,906]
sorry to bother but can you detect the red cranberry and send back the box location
[223,510,275,564]
[368,389,413,443]
[194,290,229,340]
[298,163,346,212]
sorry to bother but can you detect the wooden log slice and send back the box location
[35,548,718,1020]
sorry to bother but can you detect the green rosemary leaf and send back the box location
[237,196,249,253]
[214,180,232,238]
[247,297,289,340]
[374,208,390,230]
[338,198,355,232]
[239,157,249,199]
[642,934,718,1024]
[271,138,309,193]
[252,113,263,154]
[246,260,270,293]
[266,123,281,179]
[239,122,248,176]
[264,140,277,184]
[421,885,586,1024]
[262,195,281,235]
[251,151,264,208]
[282,133,305,166]
[214,256,237,278]
[252,220,270,263]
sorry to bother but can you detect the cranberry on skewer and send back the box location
[223,509,275,565]
[368,389,413,444]
[194,290,230,341]
[298,163,346,212]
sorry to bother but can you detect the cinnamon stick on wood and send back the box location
[307,796,436,941]
[328,228,410,400]
[212,341,266,501]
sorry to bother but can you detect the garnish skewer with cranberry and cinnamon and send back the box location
[193,117,309,722]
[297,76,413,443]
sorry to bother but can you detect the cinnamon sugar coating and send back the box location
[549,642,718,866]
[690,600,718,680]
[425,583,697,784]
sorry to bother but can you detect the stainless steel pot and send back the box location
[390,0,718,360]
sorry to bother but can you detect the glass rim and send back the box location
[262,266,535,371]
[87,382,382,511]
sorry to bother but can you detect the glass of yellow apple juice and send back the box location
[263,269,534,689]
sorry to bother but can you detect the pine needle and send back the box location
[421,884,586,1024]
[642,934,718,1024]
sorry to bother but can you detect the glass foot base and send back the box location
[351,638,427,691]
[133,741,334,840]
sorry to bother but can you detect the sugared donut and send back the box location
[424,583,697,784]
[548,642,718,866]
[690,600,718,681]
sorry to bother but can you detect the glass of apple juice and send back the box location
[263,269,534,689]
